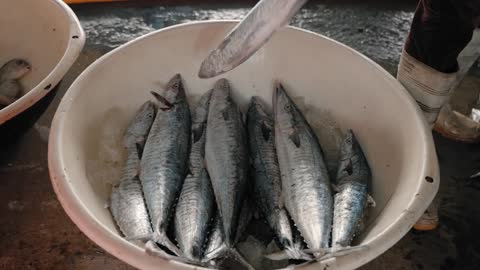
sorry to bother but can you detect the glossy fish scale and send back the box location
[198,0,308,78]
[247,96,307,259]
[202,200,254,270]
[273,83,333,251]
[123,101,156,148]
[189,89,213,175]
[205,78,249,247]
[174,170,215,261]
[332,129,371,248]
[140,74,191,254]
[174,90,215,261]
[203,213,224,261]
[111,146,153,239]
[110,102,156,241]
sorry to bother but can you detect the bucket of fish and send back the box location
[0,0,84,124]
[48,21,439,270]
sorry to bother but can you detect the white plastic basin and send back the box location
[0,0,85,124]
[48,21,439,270]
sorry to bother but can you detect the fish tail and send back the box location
[285,246,314,261]
[202,243,228,262]
[125,233,153,242]
[227,248,255,270]
[264,248,314,261]
[307,245,369,261]
[152,231,182,256]
[202,244,254,270]
[265,245,367,261]
[146,241,200,265]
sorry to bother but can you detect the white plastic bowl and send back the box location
[0,0,85,124]
[48,21,439,270]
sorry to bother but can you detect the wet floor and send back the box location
[1,1,480,269]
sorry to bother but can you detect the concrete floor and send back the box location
[1,1,480,270]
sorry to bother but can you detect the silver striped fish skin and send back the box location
[202,201,254,270]
[332,129,371,248]
[110,102,156,240]
[198,0,308,78]
[0,59,31,81]
[123,101,156,148]
[247,96,307,259]
[140,74,191,255]
[205,78,249,247]
[189,89,213,175]
[111,147,153,240]
[203,213,224,261]
[273,82,333,251]
[174,170,215,261]
[0,59,31,106]
[174,90,215,261]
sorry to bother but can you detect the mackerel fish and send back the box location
[110,101,156,240]
[273,82,333,252]
[140,74,191,255]
[247,96,310,260]
[174,90,215,262]
[205,78,249,247]
[332,129,372,248]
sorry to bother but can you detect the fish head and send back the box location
[197,0,309,79]
[337,129,370,180]
[247,96,273,137]
[193,89,213,124]
[123,101,156,147]
[1,59,31,80]
[198,45,235,79]
[164,74,186,102]
[211,78,233,109]
[248,96,270,120]
[273,82,298,133]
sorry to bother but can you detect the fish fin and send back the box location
[312,245,369,261]
[202,243,228,262]
[261,121,271,141]
[265,247,312,261]
[151,91,173,110]
[266,245,367,261]
[152,231,182,256]
[367,194,376,208]
[192,124,204,143]
[146,241,196,264]
[222,109,229,121]
[125,233,152,242]
[264,250,297,261]
[288,129,301,147]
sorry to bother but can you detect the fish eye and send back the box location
[284,103,291,111]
